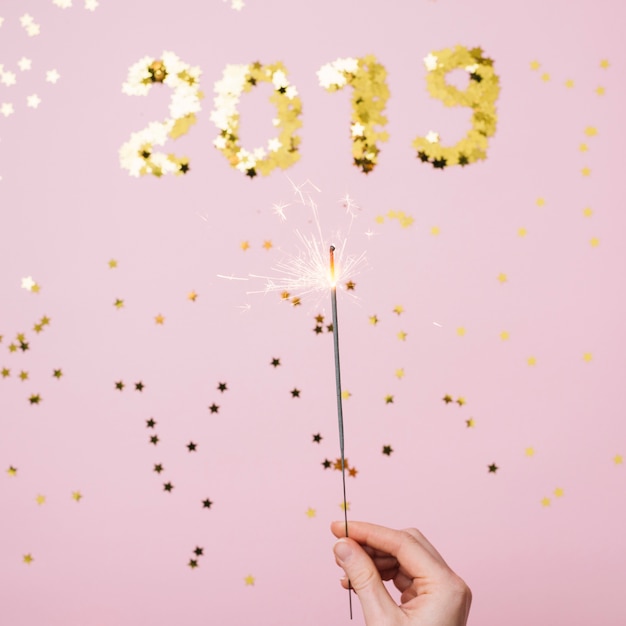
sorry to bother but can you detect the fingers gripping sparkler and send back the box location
[330,245,353,620]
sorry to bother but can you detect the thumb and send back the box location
[333,538,400,624]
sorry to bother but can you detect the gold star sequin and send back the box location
[7,466,18,476]
[108,259,118,269]
[579,143,589,152]
[35,494,46,505]
[465,418,475,428]
[339,501,350,512]
[600,59,610,69]
[540,497,551,507]
[589,237,600,247]
[497,273,507,284]
[614,454,623,465]
[114,299,124,309]
[540,73,550,82]
[527,356,537,366]
[395,368,405,380]
[341,390,351,400]
[1,368,9,378]
[368,315,379,325]
[582,352,593,362]
[430,226,440,236]
[536,197,546,207]
[564,79,574,88]
[23,554,34,564]
[500,331,510,341]
[19,371,29,381]
[584,126,597,137]
[72,491,82,502]
[305,508,316,518]
[581,167,591,177]
[525,447,535,457]
[583,207,593,218]
[554,487,564,498]
[244,575,255,586]
[397,331,407,341]
[456,397,466,406]
[518,227,527,237]
[187,290,198,301]
[456,327,466,337]
[374,215,385,224]
[262,240,273,251]
[595,86,605,96]
[154,314,165,325]
[240,241,250,251]
[393,305,404,315]
[529,60,540,71]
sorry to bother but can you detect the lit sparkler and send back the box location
[329,244,353,620]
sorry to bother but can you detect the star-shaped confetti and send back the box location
[305,508,316,518]
[29,394,41,405]
[244,575,255,586]
[208,403,219,413]
[488,463,498,474]
[541,497,551,507]
[35,494,46,505]
[202,498,213,508]
[114,299,124,309]
[382,445,393,456]
[153,463,164,474]
[163,482,174,492]
[134,381,145,392]
[72,491,82,502]
[270,358,281,367]
[115,380,125,391]
[291,388,300,398]
[217,382,228,392]
[52,369,63,379]
[7,466,18,477]
[187,441,197,452]
[442,395,453,404]
[465,418,475,428]
[187,290,198,301]
[312,433,322,443]
[322,459,332,469]
[154,314,165,325]
[23,554,34,564]
[46,69,60,84]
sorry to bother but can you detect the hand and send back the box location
[331,521,471,626]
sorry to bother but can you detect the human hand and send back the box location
[331,521,471,626]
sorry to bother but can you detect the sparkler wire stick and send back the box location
[330,245,353,620]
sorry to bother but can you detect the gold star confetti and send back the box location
[114,299,124,309]
[154,314,165,325]
[579,143,589,152]
[517,227,527,237]
[1,368,10,378]
[540,73,550,82]
[525,447,535,457]
[7,466,17,477]
[305,508,316,518]
[456,397,466,406]
[497,273,507,284]
[581,167,591,177]
[536,197,546,207]
[72,491,82,502]
[244,575,255,586]
[540,497,551,507]
[395,368,405,380]
[527,356,537,366]
[19,371,29,381]
[108,259,118,268]
[397,330,407,341]
[53,369,63,379]
[500,331,510,341]
[339,501,350,512]
[589,237,600,247]
[393,305,404,315]
[240,241,250,251]
[614,454,623,465]
[465,418,475,428]
[187,290,198,301]
[595,86,606,96]
[385,394,394,404]
[442,394,453,404]
[262,240,273,251]
[35,494,46,505]
[564,79,574,88]
[374,215,385,224]
[341,390,351,400]
[21,276,39,292]
[583,352,593,362]
[456,327,466,337]
[554,487,564,498]
[369,315,379,325]
[23,554,34,564]
[584,126,598,137]
[529,60,540,71]
[430,226,440,236]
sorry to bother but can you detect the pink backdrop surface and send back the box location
[1,1,625,625]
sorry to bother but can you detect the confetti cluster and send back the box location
[317,56,390,173]
[414,46,500,168]
[119,52,202,177]
[210,62,303,177]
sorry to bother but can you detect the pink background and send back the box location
[1,1,625,624]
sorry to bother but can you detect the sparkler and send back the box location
[330,244,353,620]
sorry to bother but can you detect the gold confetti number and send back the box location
[119,51,203,177]
[414,46,500,169]
[211,62,302,178]
[317,56,390,174]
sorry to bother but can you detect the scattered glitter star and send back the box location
[7,466,18,476]
[397,331,407,341]
[465,418,475,428]
[442,395,453,404]
[187,441,198,452]
[369,315,379,325]
[456,397,466,406]
[322,459,332,469]
[518,228,527,237]
[18,57,32,71]
[270,358,281,367]
[153,463,164,474]
[488,463,498,474]
[149,435,159,445]
[554,487,564,498]
[584,126,598,137]
[579,143,589,152]
[312,433,322,443]
[114,299,124,309]
[536,197,546,207]
[291,388,301,398]
[456,327,466,337]
[35,494,46,505]
[85,0,99,10]
[21,277,37,291]
[395,368,405,380]
[1,103,14,117]
[430,226,440,236]
[583,353,593,362]
[208,403,219,413]
[154,314,165,325]
[500,331,510,341]
[46,69,60,84]
[240,241,250,251]
[345,280,356,291]
[72,491,82,502]
[114,380,124,391]
[187,290,198,301]
[1,368,10,378]
[541,497,551,507]
[262,240,273,251]
[527,356,537,366]
[193,547,204,557]
[217,382,228,392]
[29,394,41,405]
[564,79,574,88]
[393,305,404,315]
[589,237,600,247]
[581,167,591,177]
[19,371,29,381]
[188,559,199,569]
[583,207,593,218]
[26,94,41,109]
[23,554,34,564]
[202,498,213,508]
[341,390,351,399]
[595,86,606,96]
[541,73,550,82]
[613,455,623,465]
[134,381,145,392]
[600,59,610,69]
[497,273,507,284]
[108,259,118,269]
[244,575,255,586]
[305,508,316,518]
[340,501,350,511]
[525,447,535,457]
[163,482,174,492]
[382,445,393,456]
[53,369,63,379]
[529,60,540,71]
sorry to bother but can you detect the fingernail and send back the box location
[334,540,353,562]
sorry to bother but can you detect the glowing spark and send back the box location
[217,274,249,281]
[271,201,290,222]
